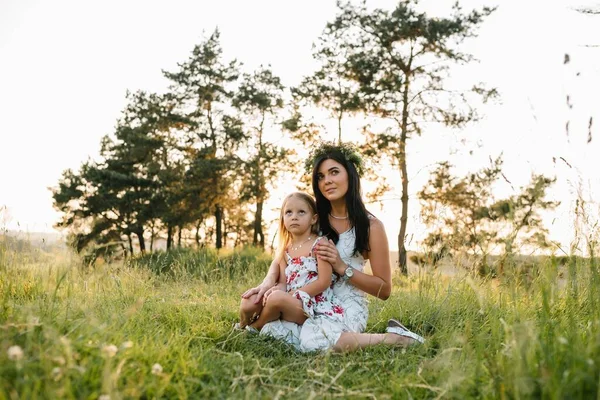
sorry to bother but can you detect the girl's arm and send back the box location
[315,218,392,300]
[296,256,334,298]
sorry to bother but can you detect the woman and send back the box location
[240,142,424,352]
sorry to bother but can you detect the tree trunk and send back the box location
[166,226,173,250]
[127,234,134,256]
[253,200,265,249]
[215,205,223,249]
[398,155,409,274]
[397,68,412,275]
[177,226,182,247]
[149,227,154,252]
[337,111,343,144]
[120,242,127,259]
[136,230,146,254]
[254,116,266,249]
[195,219,202,248]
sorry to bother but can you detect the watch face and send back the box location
[345,267,354,279]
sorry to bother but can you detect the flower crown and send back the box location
[304,141,365,176]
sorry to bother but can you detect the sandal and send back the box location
[386,319,425,344]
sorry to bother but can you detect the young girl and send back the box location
[243,192,343,333]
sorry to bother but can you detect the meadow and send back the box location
[1,239,599,399]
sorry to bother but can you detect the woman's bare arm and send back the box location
[241,256,281,302]
[314,218,392,300]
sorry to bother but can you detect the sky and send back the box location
[1,0,599,253]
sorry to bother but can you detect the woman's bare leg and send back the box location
[239,294,263,328]
[249,291,306,330]
[332,332,416,352]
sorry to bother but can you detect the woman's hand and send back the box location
[315,238,346,275]
[241,275,277,304]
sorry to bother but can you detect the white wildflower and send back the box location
[52,356,66,365]
[98,395,111,400]
[102,344,118,358]
[52,367,62,381]
[558,336,568,345]
[121,341,134,350]
[7,345,24,361]
[151,363,163,375]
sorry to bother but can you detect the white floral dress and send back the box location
[285,239,344,320]
[260,229,368,352]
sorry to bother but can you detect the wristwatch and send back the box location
[342,266,354,281]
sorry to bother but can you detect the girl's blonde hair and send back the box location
[275,192,319,263]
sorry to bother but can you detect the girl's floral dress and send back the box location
[285,238,344,320]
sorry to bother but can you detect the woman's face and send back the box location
[317,159,349,203]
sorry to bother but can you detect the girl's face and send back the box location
[317,159,349,203]
[282,196,318,236]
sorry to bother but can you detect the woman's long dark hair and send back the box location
[311,149,370,256]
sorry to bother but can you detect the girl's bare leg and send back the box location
[332,332,416,352]
[249,291,307,330]
[239,294,263,328]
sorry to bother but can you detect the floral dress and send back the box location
[260,229,368,352]
[285,240,344,320]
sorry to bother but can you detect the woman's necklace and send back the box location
[329,213,348,220]
[290,236,313,251]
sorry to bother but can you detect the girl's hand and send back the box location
[241,276,277,304]
[315,239,346,275]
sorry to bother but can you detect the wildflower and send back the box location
[102,344,118,358]
[151,363,163,375]
[52,367,62,381]
[98,395,111,400]
[52,356,66,365]
[7,345,24,361]
[558,336,568,345]
[121,341,134,350]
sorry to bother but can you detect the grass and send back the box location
[1,239,599,399]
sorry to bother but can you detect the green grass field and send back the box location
[1,241,599,399]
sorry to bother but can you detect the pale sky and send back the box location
[1,0,599,253]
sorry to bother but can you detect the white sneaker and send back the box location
[386,319,425,344]
[245,325,259,334]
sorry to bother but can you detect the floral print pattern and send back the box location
[284,240,343,320]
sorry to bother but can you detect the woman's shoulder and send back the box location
[367,215,386,238]
[367,213,383,227]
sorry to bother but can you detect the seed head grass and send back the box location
[1,243,599,398]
